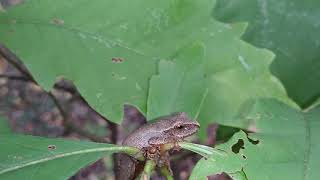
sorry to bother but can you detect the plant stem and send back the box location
[139,160,156,180]
[161,166,174,180]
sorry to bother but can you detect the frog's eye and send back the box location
[176,125,183,129]
[175,125,188,130]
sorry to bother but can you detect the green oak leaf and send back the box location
[0,134,134,180]
[240,99,320,179]
[147,43,207,120]
[213,0,320,107]
[0,0,296,126]
[189,131,248,180]
[148,24,298,137]
[192,99,320,179]
[197,29,298,132]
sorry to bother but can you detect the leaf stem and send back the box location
[178,142,227,158]
[122,146,145,161]
[139,160,156,180]
[160,166,174,180]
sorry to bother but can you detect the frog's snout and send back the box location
[184,119,200,128]
[193,121,200,127]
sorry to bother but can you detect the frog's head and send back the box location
[164,112,200,139]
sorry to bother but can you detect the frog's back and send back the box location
[122,112,185,149]
[122,124,163,149]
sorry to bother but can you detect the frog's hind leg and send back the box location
[158,151,173,176]
[116,153,137,180]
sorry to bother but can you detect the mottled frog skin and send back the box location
[123,112,199,149]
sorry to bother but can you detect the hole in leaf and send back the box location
[248,137,260,145]
[242,155,247,159]
[231,139,244,154]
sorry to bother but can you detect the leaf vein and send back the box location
[0,146,126,175]
[303,114,311,180]
[0,19,146,56]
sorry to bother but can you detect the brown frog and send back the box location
[117,112,200,179]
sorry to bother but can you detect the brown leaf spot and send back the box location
[112,57,124,63]
[111,72,126,80]
[48,145,56,150]
[51,18,64,25]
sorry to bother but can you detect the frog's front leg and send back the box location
[143,145,161,160]
[148,135,182,151]
[147,135,182,175]
[143,145,173,175]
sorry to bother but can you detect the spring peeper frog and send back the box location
[123,112,199,149]
[118,112,200,179]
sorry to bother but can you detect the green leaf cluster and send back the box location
[213,0,320,107]
[0,0,296,129]
[0,133,136,179]
[191,99,320,179]
[1,0,319,179]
